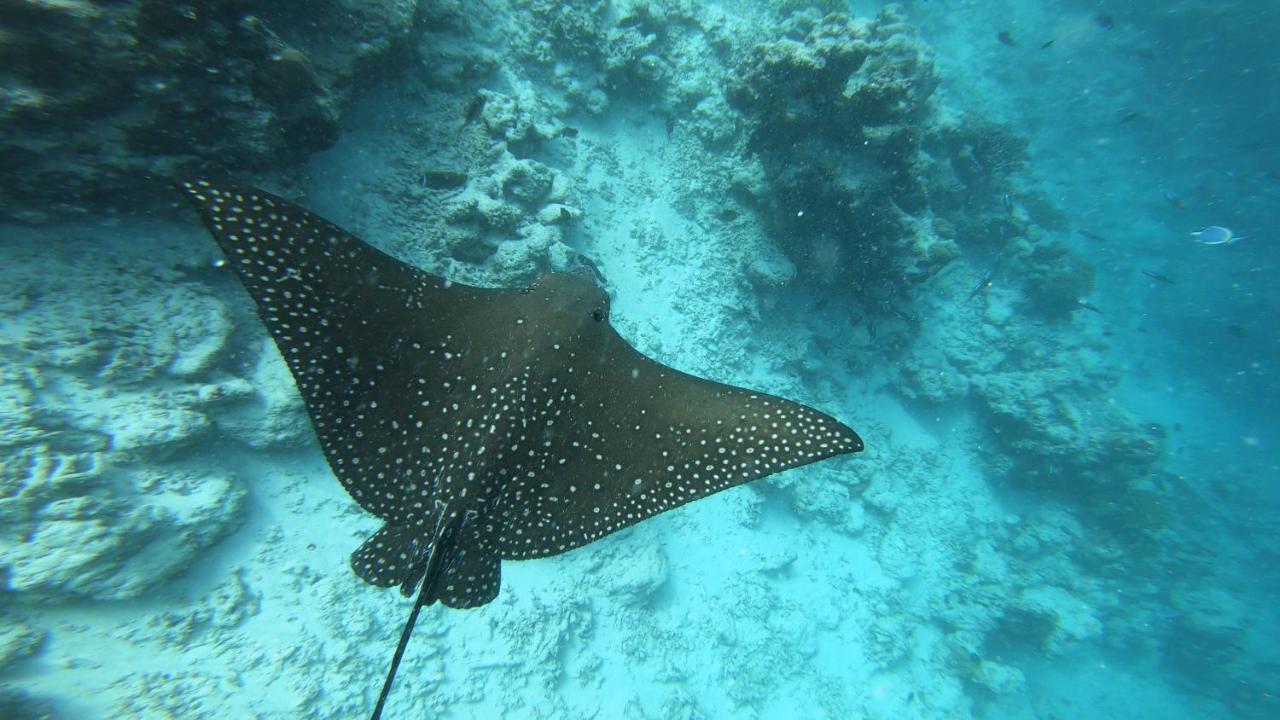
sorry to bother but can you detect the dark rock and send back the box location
[0,687,54,720]
[0,0,422,223]
[420,169,469,190]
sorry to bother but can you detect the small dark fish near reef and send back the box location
[176,178,862,720]
[1142,269,1175,285]
[1077,229,1108,242]
[569,251,607,288]
[1118,111,1142,125]
[1096,14,1115,29]
[1040,39,1055,50]
[969,266,997,300]
[998,31,1017,47]
[418,169,468,190]
[457,93,487,137]
[1077,299,1104,315]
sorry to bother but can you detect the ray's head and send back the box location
[523,271,611,331]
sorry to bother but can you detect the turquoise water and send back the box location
[1,1,1276,718]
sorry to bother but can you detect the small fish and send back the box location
[570,252,607,287]
[1077,229,1107,242]
[890,306,919,325]
[1141,269,1175,285]
[457,94,487,138]
[1163,191,1186,210]
[1096,14,1115,29]
[1001,193,1013,212]
[1191,226,1246,246]
[998,31,1016,47]
[463,94,486,123]
[1077,299,1104,314]
[1226,323,1248,338]
[665,114,676,138]
[558,126,579,138]
[1118,111,1142,125]
[1040,39,1055,50]
[969,267,996,299]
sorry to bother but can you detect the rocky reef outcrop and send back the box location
[0,0,424,223]
[726,9,945,294]
[0,229,311,600]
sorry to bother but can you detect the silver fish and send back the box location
[1191,226,1246,245]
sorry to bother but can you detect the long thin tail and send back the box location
[369,515,453,720]
[370,572,433,720]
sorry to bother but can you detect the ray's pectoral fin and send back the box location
[495,346,864,560]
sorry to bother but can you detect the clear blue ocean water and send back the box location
[0,1,1275,718]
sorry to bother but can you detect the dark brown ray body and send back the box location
[176,178,862,718]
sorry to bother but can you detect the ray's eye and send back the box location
[591,307,605,322]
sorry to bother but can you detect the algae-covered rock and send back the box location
[0,0,422,223]
[0,687,54,720]
[730,8,936,145]
[500,159,556,207]
[1,467,247,599]
[207,341,310,449]
[898,345,970,403]
[0,229,256,601]
[972,659,1026,695]
[0,619,45,672]
[603,542,669,607]
[724,8,949,302]
[1012,585,1104,655]
[1018,241,1096,319]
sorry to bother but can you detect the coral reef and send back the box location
[0,228,315,600]
[0,617,44,673]
[0,2,1244,719]
[0,687,53,720]
[0,0,424,223]
[726,7,944,297]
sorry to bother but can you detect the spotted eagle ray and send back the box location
[176,178,863,718]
